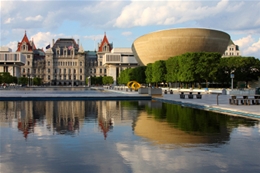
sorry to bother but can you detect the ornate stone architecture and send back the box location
[45,38,85,86]
[132,28,231,66]
[222,40,241,57]
[16,31,45,84]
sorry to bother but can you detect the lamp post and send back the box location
[230,73,234,90]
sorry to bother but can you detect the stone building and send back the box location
[222,40,241,57]
[45,38,85,86]
[13,32,139,86]
[0,46,25,78]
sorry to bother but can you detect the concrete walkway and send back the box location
[154,93,260,120]
[105,88,260,120]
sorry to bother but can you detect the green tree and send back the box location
[131,66,146,84]
[166,56,181,86]
[33,77,42,86]
[145,63,153,85]
[102,76,114,85]
[0,72,13,84]
[195,52,222,88]
[177,53,197,88]
[18,77,28,85]
[152,60,166,87]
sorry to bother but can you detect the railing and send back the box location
[229,89,256,96]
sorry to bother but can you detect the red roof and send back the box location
[98,34,112,52]
[16,31,36,52]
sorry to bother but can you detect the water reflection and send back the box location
[0,100,259,173]
[133,101,258,145]
[0,100,135,140]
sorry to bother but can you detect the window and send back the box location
[64,75,66,80]
[74,69,76,73]
[100,69,102,73]
[80,69,82,73]
[100,61,102,66]
[104,69,106,73]
[27,55,30,58]
[27,61,30,65]
[80,62,82,66]
[74,75,76,80]
[48,61,50,66]
[27,69,30,74]
[48,75,50,80]
[80,75,82,80]
[48,69,50,73]
[23,68,25,73]
[64,69,66,74]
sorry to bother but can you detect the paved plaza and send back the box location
[0,87,259,120]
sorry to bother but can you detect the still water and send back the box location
[0,100,259,173]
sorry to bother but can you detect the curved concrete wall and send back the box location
[132,28,230,66]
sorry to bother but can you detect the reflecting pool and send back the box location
[0,100,259,173]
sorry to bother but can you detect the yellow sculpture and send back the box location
[127,81,141,91]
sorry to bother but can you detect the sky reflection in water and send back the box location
[0,100,259,173]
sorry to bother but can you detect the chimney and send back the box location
[52,39,55,47]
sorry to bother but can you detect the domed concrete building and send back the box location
[132,28,230,66]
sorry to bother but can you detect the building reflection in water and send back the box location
[0,100,137,139]
[0,100,257,144]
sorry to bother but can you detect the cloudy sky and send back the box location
[1,0,260,58]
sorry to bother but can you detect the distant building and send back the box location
[45,38,85,86]
[222,40,241,57]
[13,32,139,85]
[97,33,139,84]
[0,46,25,77]
[103,48,139,84]
[16,31,45,83]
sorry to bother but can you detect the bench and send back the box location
[229,95,260,105]
[180,92,202,99]
[164,90,173,94]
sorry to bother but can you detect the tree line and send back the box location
[86,76,114,86]
[117,52,260,88]
[0,72,42,86]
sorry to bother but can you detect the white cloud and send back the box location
[4,18,14,24]
[25,15,43,22]
[234,36,260,58]
[234,35,254,49]
[114,0,260,33]
[29,32,64,50]
[244,38,260,56]
[4,41,18,52]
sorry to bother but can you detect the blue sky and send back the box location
[1,0,260,58]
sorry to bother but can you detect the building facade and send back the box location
[45,38,86,86]
[16,32,45,83]
[222,40,241,57]
[0,47,26,77]
[12,32,139,86]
